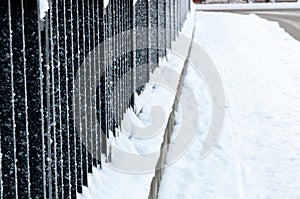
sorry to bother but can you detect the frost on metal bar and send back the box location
[94,0,103,168]
[66,0,77,197]
[171,0,176,41]
[148,0,159,72]
[10,0,31,198]
[100,1,108,156]
[126,0,134,115]
[86,0,93,174]
[43,8,52,199]
[47,0,58,197]
[74,0,84,193]
[75,0,86,192]
[135,0,149,93]
[51,0,64,197]
[81,0,89,187]
[70,0,79,193]
[0,1,17,198]
[57,0,71,196]
[24,0,46,197]
[158,0,166,58]
[90,0,97,169]
[165,0,172,50]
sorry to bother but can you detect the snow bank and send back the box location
[196,2,300,11]
[39,0,49,20]
[104,0,109,8]
[159,12,300,199]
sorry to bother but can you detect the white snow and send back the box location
[104,0,109,8]
[39,0,49,20]
[196,2,300,11]
[158,12,300,199]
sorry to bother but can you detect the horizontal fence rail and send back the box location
[0,0,190,198]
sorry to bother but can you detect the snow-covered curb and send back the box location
[147,8,196,199]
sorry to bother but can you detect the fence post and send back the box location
[158,0,167,58]
[135,0,150,93]
[24,0,46,197]
[148,0,159,72]
[0,1,18,198]
[11,0,32,197]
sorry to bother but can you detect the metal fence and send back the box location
[0,0,190,198]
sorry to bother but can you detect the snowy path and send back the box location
[158,12,300,199]
[196,3,300,42]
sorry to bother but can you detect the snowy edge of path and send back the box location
[195,2,300,11]
[147,8,196,199]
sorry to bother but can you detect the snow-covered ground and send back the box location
[158,12,300,198]
[196,2,300,11]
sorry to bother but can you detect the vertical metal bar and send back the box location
[171,0,176,41]
[100,1,108,158]
[57,0,71,196]
[145,1,149,82]
[0,127,1,199]
[115,0,120,130]
[10,0,31,197]
[175,0,179,35]
[52,0,64,196]
[0,0,18,197]
[24,0,46,197]
[82,0,89,186]
[178,0,182,31]
[166,0,172,50]
[108,0,112,139]
[91,0,98,168]
[96,0,103,168]
[37,1,47,196]
[87,0,93,173]
[48,0,58,197]
[86,0,92,173]
[65,0,77,197]
[74,0,82,192]
[76,0,84,191]
[123,0,126,114]
[9,0,18,196]
[43,5,52,199]
[149,0,159,72]
[95,0,102,168]
[129,0,135,109]
[135,0,149,93]
[124,0,128,111]
[111,0,115,135]
[158,0,166,58]
[121,0,125,122]
[106,0,112,140]
[115,0,119,134]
